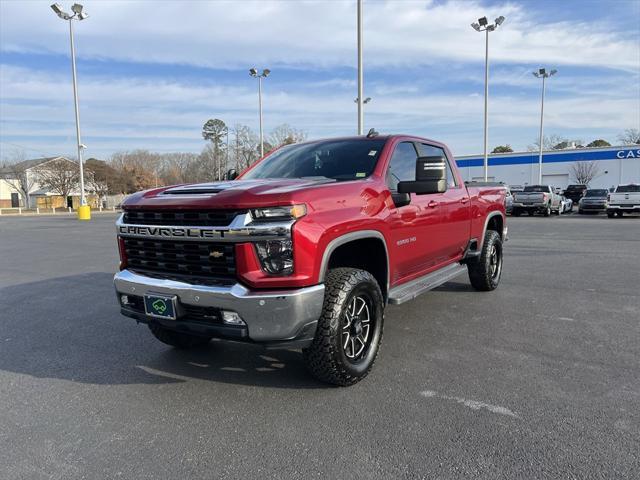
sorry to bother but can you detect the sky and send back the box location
[0,0,639,161]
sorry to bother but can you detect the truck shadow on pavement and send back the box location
[0,272,327,389]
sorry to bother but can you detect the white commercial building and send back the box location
[456,145,640,189]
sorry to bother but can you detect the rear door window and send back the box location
[418,143,457,187]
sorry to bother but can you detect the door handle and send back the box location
[460,197,469,204]
[428,200,439,208]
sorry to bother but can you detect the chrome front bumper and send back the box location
[114,269,325,344]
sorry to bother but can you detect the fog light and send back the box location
[120,295,130,306]
[222,311,245,325]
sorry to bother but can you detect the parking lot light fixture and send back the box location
[532,68,557,184]
[50,3,90,220]
[470,14,506,181]
[249,68,270,157]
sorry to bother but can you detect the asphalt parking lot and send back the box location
[1,213,638,479]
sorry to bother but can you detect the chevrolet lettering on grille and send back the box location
[118,225,224,239]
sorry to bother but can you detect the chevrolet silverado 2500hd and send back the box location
[114,134,507,385]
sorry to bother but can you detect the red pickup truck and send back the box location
[114,134,507,385]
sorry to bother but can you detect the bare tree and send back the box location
[617,128,640,145]
[36,158,80,202]
[269,124,307,148]
[570,161,600,186]
[231,124,260,171]
[85,158,118,204]
[0,150,37,208]
[109,150,161,193]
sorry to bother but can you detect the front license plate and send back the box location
[144,294,178,320]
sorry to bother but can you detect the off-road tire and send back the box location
[303,268,384,386]
[467,230,503,291]
[148,324,212,349]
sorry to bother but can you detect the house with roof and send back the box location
[0,156,98,209]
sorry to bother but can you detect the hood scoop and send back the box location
[162,182,236,195]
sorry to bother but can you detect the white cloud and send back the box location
[2,63,637,159]
[1,0,638,70]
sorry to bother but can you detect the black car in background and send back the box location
[563,184,587,204]
[578,189,609,214]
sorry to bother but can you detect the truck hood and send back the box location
[122,178,339,210]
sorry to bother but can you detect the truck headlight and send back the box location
[255,239,294,275]
[250,204,306,222]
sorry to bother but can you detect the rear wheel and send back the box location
[467,230,503,291]
[303,268,384,386]
[148,324,212,349]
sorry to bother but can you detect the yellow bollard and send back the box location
[77,205,91,221]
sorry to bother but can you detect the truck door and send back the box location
[418,143,471,263]
[385,141,446,282]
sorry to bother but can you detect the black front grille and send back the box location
[123,238,236,281]
[123,209,245,227]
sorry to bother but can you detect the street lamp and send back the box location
[532,68,557,184]
[50,3,90,220]
[356,0,364,135]
[471,15,505,181]
[249,68,270,157]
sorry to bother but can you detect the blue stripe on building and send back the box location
[456,147,640,168]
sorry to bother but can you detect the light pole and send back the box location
[50,3,90,220]
[533,68,557,184]
[471,15,505,181]
[249,68,270,157]
[357,0,364,135]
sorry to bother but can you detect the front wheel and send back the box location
[467,230,503,291]
[303,268,384,386]
[607,211,615,218]
[543,205,551,217]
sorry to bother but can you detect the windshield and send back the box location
[616,185,640,193]
[585,189,608,197]
[242,139,387,181]
[523,185,548,192]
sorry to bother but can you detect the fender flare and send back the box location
[318,230,390,294]
[480,211,506,248]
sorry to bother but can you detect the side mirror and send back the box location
[397,156,447,195]
[225,168,238,180]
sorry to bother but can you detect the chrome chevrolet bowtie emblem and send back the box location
[209,250,224,259]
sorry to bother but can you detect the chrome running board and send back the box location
[388,263,467,305]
